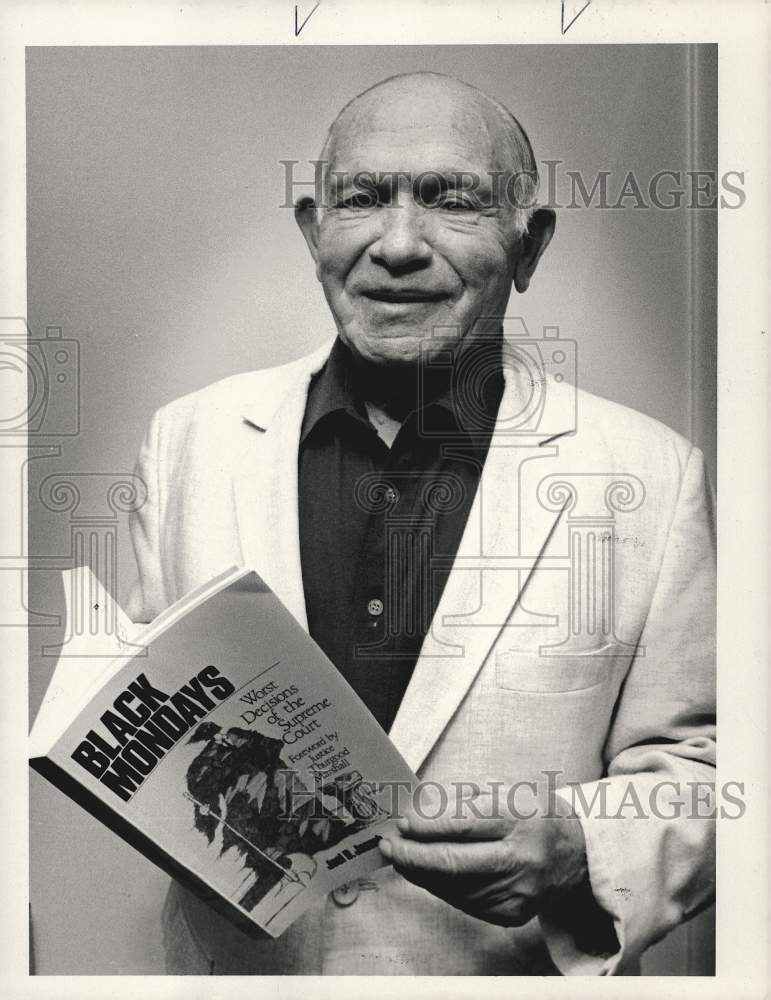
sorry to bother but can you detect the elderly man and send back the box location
[128,72,715,975]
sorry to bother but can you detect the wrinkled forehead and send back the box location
[327,87,500,177]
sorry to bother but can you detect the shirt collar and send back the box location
[300,337,369,443]
[300,336,504,446]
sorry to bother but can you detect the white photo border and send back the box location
[1,1,768,997]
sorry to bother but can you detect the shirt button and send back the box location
[384,486,399,503]
[331,881,360,906]
[367,598,384,617]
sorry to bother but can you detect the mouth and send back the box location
[361,289,449,304]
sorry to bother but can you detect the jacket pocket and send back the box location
[494,647,615,693]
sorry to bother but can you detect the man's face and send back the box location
[300,84,529,368]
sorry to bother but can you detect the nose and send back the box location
[369,202,432,271]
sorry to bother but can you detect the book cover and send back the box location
[29,566,417,938]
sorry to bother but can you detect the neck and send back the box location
[343,331,505,422]
[352,359,424,422]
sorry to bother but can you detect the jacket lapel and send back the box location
[388,368,576,773]
[229,340,575,775]
[232,343,333,630]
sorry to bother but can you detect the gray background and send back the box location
[27,45,716,974]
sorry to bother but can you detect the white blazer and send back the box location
[128,340,716,976]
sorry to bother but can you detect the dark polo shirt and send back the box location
[298,336,504,731]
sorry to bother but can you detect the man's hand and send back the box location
[379,784,589,927]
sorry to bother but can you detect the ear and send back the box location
[294,196,321,275]
[513,208,556,293]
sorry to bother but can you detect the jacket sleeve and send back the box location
[539,444,716,974]
[125,408,171,624]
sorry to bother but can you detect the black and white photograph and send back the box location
[1,1,768,994]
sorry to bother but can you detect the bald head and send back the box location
[320,72,539,225]
[294,70,556,370]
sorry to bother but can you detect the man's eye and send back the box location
[337,193,377,210]
[437,197,474,211]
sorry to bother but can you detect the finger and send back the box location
[399,787,516,840]
[379,837,534,928]
[383,835,512,880]
[398,809,515,842]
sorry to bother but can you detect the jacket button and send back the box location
[331,881,360,906]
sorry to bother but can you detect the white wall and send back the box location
[26,44,716,974]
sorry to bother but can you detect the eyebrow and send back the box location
[329,169,496,199]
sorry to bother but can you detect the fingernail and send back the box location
[396,817,410,833]
[378,838,393,858]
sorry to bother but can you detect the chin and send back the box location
[354,341,421,368]
[343,325,463,369]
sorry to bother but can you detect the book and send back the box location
[29,565,418,938]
